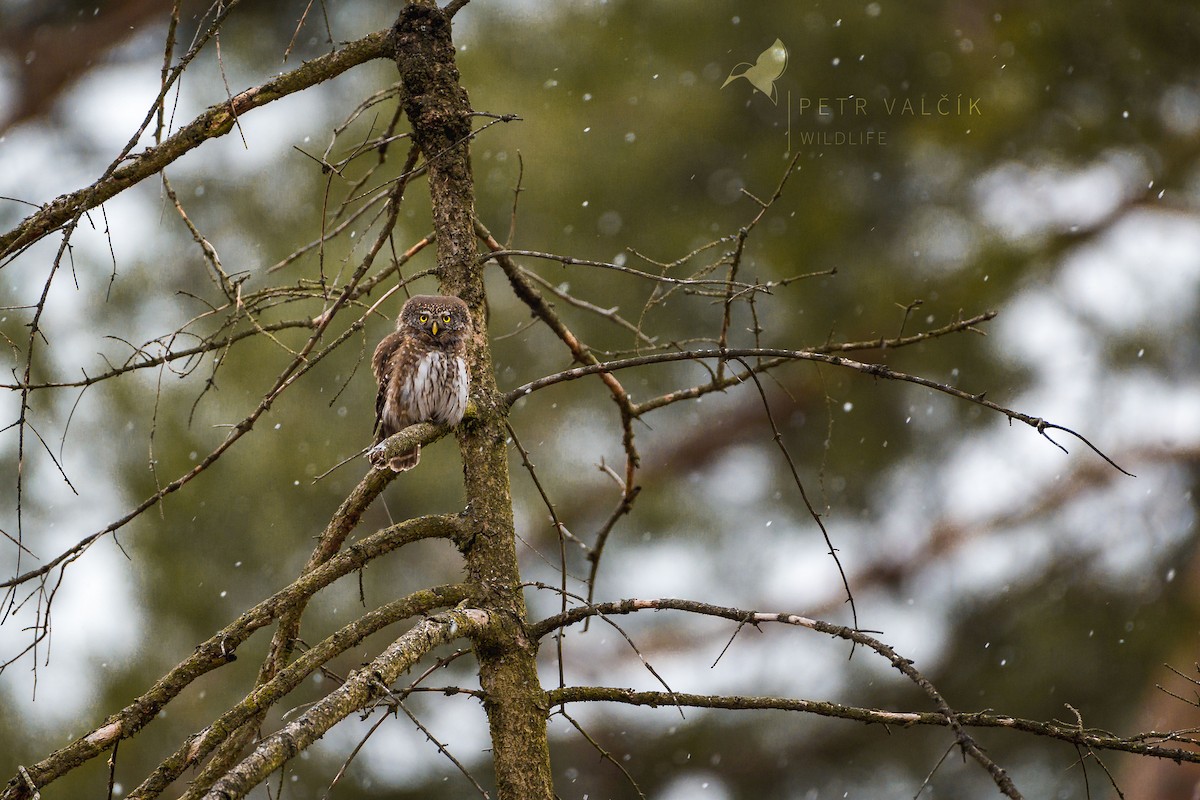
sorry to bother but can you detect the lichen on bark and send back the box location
[391,3,555,798]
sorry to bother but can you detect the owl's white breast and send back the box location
[403,351,469,426]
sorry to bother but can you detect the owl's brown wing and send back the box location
[372,330,407,440]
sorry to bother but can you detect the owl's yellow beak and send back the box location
[430,321,439,336]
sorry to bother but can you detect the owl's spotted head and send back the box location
[400,294,471,345]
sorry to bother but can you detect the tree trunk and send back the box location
[391,4,555,798]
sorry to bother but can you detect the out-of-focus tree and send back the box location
[3,1,1200,799]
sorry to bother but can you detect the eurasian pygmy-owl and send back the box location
[370,294,471,471]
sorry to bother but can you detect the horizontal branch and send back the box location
[506,345,1129,474]
[480,248,758,291]
[548,688,1200,764]
[536,596,1023,793]
[201,608,492,800]
[626,311,992,415]
[0,514,464,800]
[0,30,394,262]
[628,312,995,414]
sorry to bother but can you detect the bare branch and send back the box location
[2,284,378,593]
[505,423,576,690]
[480,220,643,608]
[126,584,468,800]
[0,30,395,262]
[559,710,647,799]
[200,609,492,800]
[480,248,760,292]
[732,357,858,634]
[517,265,657,348]
[548,688,1200,765]
[1,515,464,800]
[506,346,1130,474]
[395,701,491,799]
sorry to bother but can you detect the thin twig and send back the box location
[506,423,573,688]
[559,710,647,799]
[732,357,858,634]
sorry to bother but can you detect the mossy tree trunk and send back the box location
[392,4,555,798]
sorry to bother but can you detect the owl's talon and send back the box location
[366,443,389,466]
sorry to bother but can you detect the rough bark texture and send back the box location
[392,4,555,799]
[201,609,492,800]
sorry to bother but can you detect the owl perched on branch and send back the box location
[370,294,471,472]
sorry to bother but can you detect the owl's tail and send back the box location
[367,442,421,472]
[387,445,420,472]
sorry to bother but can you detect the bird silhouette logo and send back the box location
[722,39,789,105]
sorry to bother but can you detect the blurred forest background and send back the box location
[3,1,1200,798]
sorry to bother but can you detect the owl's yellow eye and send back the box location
[418,314,429,324]
[441,314,451,324]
